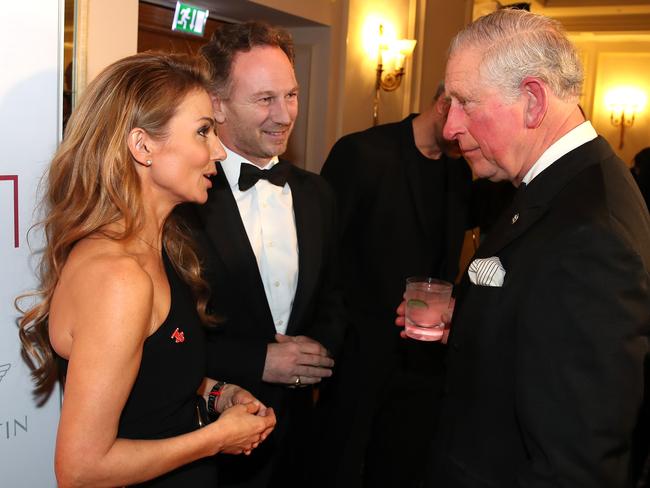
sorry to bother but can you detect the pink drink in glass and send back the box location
[404,277,452,341]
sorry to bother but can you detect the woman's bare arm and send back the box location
[54,255,275,487]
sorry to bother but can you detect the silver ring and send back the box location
[295,376,301,387]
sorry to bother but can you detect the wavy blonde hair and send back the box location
[17,52,216,396]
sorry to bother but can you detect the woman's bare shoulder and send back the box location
[50,237,154,355]
[63,237,152,295]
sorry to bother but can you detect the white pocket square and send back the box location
[468,256,506,287]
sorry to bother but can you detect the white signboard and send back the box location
[0,1,62,486]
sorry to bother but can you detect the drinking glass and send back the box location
[404,276,453,341]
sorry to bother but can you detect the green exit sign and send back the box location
[172,2,209,37]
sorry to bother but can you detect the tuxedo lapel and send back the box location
[286,166,321,335]
[475,189,547,260]
[199,163,274,327]
[475,137,609,260]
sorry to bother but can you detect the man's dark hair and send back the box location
[200,21,295,97]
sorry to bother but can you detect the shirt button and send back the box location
[262,202,268,209]
[274,281,280,287]
[277,320,284,325]
[268,241,274,247]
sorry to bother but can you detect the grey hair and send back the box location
[449,8,583,103]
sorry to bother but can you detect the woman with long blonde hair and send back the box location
[17,52,275,487]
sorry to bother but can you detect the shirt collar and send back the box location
[522,121,598,185]
[220,145,280,190]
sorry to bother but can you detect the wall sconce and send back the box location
[605,86,647,149]
[373,24,416,126]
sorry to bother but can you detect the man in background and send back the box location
[181,21,346,488]
[315,86,472,488]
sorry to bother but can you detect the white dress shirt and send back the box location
[522,121,598,185]
[220,146,299,335]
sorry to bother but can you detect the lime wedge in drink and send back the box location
[407,299,428,308]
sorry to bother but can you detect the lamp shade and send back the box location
[395,39,417,56]
[605,86,647,114]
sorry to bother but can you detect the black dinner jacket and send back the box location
[321,115,472,349]
[432,136,650,488]
[315,115,473,487]
[179,160,346,415]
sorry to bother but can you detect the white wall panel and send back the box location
[0,1,62,486]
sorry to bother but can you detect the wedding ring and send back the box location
[295,376,301,387]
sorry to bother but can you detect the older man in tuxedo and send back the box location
[180,22,345,488]
[397,8,650,487]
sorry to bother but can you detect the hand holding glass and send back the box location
[404,277,453,341]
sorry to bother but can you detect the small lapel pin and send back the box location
[511,213,519,224]
[171,327,185,343]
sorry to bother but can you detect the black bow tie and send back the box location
[238,161,291,191]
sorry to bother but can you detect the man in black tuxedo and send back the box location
[182,22,345,488]
[314,86,472,488]
[396,9,650,487]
